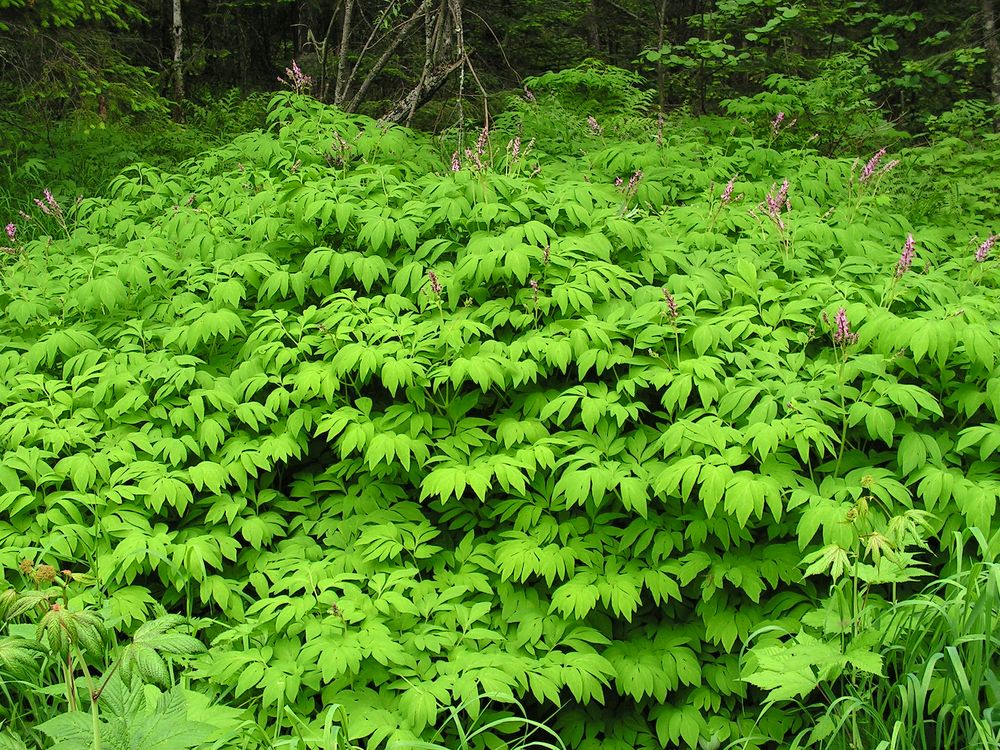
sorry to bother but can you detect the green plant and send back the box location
[741,528,1000,749]
[0,89,998,750]
[722,53,904,155]
[0,563,234,750]
[389,695,566,750]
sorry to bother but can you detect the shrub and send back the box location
[0,90,998,748]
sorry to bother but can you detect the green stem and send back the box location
[70,641,101,750]
[833,352,849,478]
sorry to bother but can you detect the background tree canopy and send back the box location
[1,0,998,128]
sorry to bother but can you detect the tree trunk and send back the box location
[333,0,355,107]
[984,0,1000,129]
[381,57,464,123]
[171,0,184,121]
[588,0,600,53]
[345,0,433,111]
[379,0,464,123]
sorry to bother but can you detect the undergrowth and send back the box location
[0,79,998,749]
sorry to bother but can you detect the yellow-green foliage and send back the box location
[0,90,998,749]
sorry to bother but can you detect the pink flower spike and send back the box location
[476,125,489,157]
[614,177,624,188]
[860,148,887,183]
[896,234,915,277]
[280,59,312,94]
[587,116,602,134]
[975,234,998,263]
[450,151,461,172]
[877,159,900,178]
[771,111,785,132]
[34,198,51,216]
[427,269,442,296]
[627,169,643,194]
[762,180,789,229]
[721,176,736,206]
[663,288,678,319]
[464,147,483,171]
[833,307,857,345]
[4,223,14,242]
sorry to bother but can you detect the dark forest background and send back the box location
[2,1,998,187]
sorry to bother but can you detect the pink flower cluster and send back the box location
[720,175,737,206]
[614,169,643,197]
[896,234,915,277]
[761,179,790,230]
[587,116,602,135]
[663,288,678,319]
[858,147,900,183]
[832,307,858,346]
[770,111,796,135]
[34,188,62,220]
[278,60,313,95]
[427,269,442,296]
[975,234,997,263]
[627,169,643,193]
[1,221,16,254]
[463,125,490,171]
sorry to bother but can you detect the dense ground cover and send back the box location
[0,78,999,750]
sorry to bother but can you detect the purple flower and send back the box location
[510,136,521,161]
[663,288,678,319]
[523,87,536,102]
[833,307,857,345]
[878,159,900,179]
[614,176,624,188]
[529,278,539,304]
[896,234,915,277]
[4,223,14,242]
[279,60,312,94]
[427,269,442,296]
[476,125,489,157]
[627,169,643,194]
[763,180,790,229]
[771,111,785,133]
[587,116,602,134]
[860,148,887,183]
[975,234,997,263]
[721,176,736,206]
[450,151,461,172]
[464,147,484,171]
[34,198,51,216]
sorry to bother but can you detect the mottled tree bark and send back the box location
[379,0,466,124]
[333,0,355,106]
[171,0,184,121]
